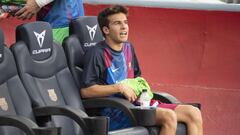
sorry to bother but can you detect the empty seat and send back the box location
[0,28,59,135]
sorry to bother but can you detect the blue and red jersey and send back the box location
[37,0,84,29]
[81,41,141,88]
[81,41,141,130]
[104,42,135,84]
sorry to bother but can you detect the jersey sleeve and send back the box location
[35,0,54,8]
[131,44,142,77]
[80,47,105,88]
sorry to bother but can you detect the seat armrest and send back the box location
[180,103,201,109]
[33,106,90,135]
[82,97,138,126]
[33,105,109,135]
[32,127,61,135]
[153,92,181,104]
[130,107,156,126]
[153,92,201,109]
[83,116,109,135]
[0,115,38,135]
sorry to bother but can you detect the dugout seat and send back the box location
[63,16,188,135]
[63,16,104,88]
[11,21,149,135]
[0,29,60,135]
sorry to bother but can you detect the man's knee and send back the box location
[157,109,177,126]
[187,106,203,124]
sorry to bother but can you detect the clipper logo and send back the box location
[85,25,98,47]
[84,42,97,47]
[34,30,46,48]
[32,30,51,55]
[86,25,97,41]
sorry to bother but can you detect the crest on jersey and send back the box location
[0,98,8,111]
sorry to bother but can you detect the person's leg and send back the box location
[155,107,177,135]
[175,105,203,135]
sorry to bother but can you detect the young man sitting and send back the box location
[80,5,203,135]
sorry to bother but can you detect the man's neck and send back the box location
[105,39,123,51]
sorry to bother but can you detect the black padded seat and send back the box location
[0,29,59,135]
[63,16,104,88]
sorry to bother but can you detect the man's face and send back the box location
[104,13,129,44]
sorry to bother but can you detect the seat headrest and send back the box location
[70,16,104,52]
[0,29,4,63]
[16,21,53,61]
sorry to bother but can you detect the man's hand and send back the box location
[15,0,40,20]
[117,83,137,102]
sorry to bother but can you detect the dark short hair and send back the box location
[97,5,128,37]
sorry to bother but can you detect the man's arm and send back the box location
[15,0,53,20]
[81,84,137,102]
